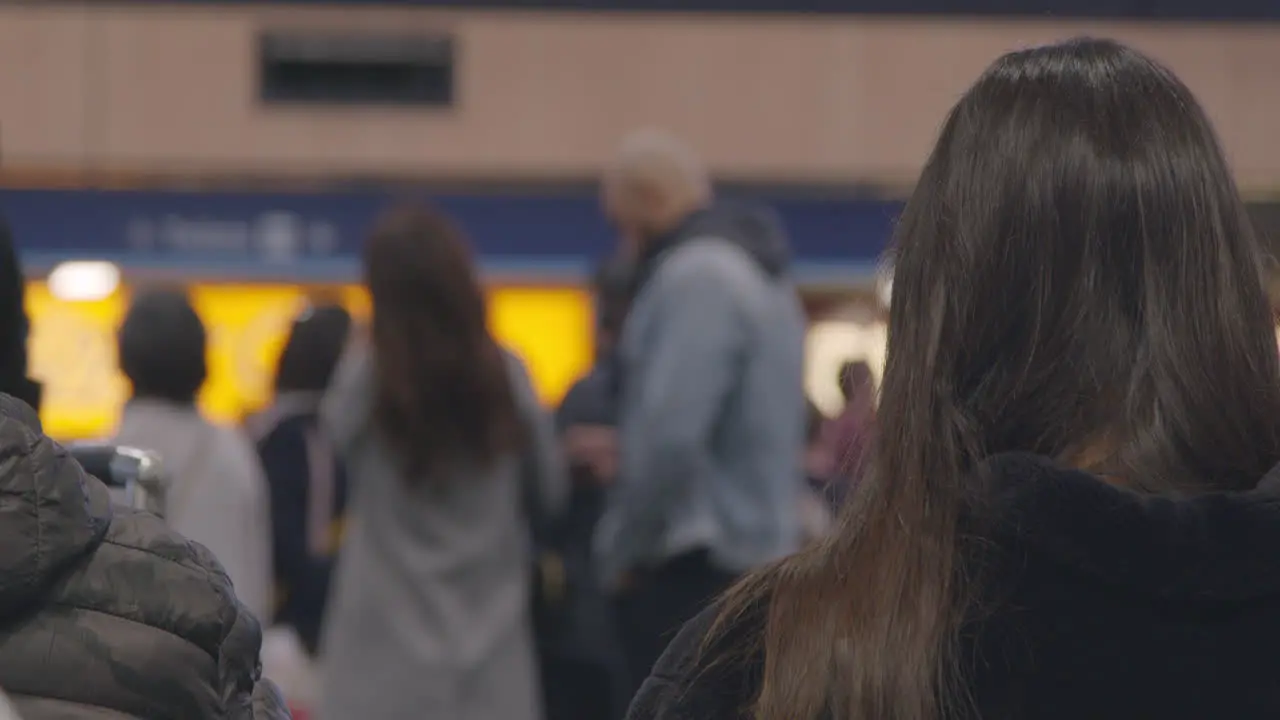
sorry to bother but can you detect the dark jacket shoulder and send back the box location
[630,454,1280,720]
[627,598,764,720]
[0,395,288,719]
[556,365,618,432]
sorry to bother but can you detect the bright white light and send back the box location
[804,319,887,417]
[47,261,121,302]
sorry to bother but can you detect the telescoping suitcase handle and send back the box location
[67,443,168,517]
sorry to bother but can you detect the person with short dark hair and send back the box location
[114,289,273,623]
[249,304,352,657]
[116,288,207,404]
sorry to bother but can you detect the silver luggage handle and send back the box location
[66,443,168,517]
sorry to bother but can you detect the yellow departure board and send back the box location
[28,282,593,441]
[27,283,132,440]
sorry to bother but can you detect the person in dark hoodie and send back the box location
[557,256,632,437]
[595,129,806,693]
[627,39,1280,720]
[539,257,634,720]
[0,393,290,719]
[250,303,352,657]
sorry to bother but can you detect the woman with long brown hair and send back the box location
[628,38,1280,720]
[316,207,566,720]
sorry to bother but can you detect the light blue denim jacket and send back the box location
[594,236,807,585]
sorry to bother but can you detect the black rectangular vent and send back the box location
[259,31,455,107]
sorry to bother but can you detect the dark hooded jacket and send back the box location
[627,201,791,311]
[607,198,795,403]
[627,453,1280,720]
[0,395,289,719]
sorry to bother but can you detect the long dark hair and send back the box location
[363,206,524,480]
[712,38,1280,720]
[274,304,352,394]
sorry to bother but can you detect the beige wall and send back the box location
[1,5,1278,187]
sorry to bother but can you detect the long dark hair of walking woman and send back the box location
[363,206,525,484]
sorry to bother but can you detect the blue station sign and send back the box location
[0,187,901,285]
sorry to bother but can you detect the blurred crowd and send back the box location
[0,125,873,720]
[3,30,1280,720]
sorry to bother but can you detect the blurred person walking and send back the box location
[114,289,273,623]
[557,257,632,472]
[801,399,842,517]
[541,257,634,720]
[630,38,1280,720]
[316,207,567,720]
[249,304,352,657]
[249,304,353,717]
[819,359,877,503]
[0,394,290,719]
[596,130,807,692]
[0,217,40,410]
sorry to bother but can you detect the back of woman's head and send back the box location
[886,38,1280,492]
[118,289,207,405]
[274,304,352,394]
[725,38,1280,720]
[363,206,524,480]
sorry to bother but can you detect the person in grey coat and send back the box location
[316,207,567,720]
[0,394,289,719]
[596,130,808,692]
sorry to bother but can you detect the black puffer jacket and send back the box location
[0,395,289,719]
